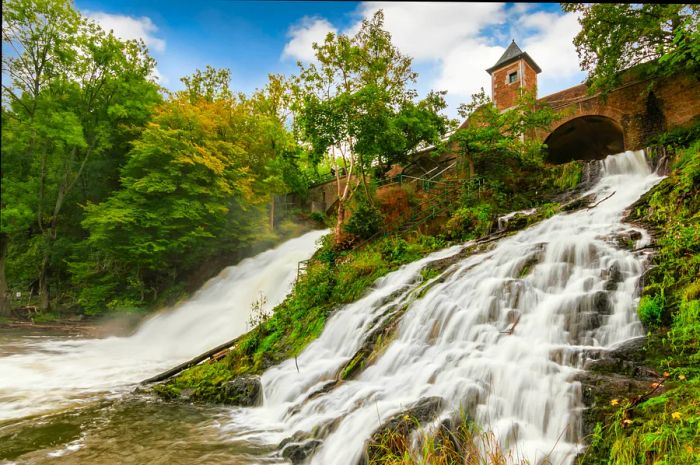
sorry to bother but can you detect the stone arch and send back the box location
[544,115,625,164]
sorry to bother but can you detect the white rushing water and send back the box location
[222,150,662,465]
[0,229,328,421]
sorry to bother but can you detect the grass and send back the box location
[368,413,533,465]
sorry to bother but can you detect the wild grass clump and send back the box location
[369,415,533,465]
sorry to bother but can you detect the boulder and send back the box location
[280,436,322,464]
[576,337,663,438]
[220,375,262,406]
[360,396,445,465]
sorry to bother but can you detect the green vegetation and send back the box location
[161,233,446,400]
[563,4,700,94]
[293,10,450,243]
[579,132,700,465]
[0,0,325,318]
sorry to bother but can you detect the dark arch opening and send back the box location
[544,115,624,164]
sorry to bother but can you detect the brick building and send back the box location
[486,40,541,112]
[485,41,700,163]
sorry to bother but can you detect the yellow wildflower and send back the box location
[610,399,619,406]
[679,374,686,381]
[671,411,682,421]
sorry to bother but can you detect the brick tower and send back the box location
[486,40,541,111]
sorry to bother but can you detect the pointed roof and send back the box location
[486,40,542,74]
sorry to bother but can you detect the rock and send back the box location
[604,263,623,291]
[592,291,612,315]
[576,337,663,438]
[611,229,644,250]
[179,388,194,401]
[280,437,322,464]
[220,375,262,406]
[360,396,445,465]
[575,370,653,437]
[498,212,531,232]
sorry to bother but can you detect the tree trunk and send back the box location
[38,254,50,311]
[0,233,9,317]
[335,200,345,244]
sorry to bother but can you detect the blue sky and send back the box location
[75,1,586,118]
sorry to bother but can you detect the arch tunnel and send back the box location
[544,115,625,164]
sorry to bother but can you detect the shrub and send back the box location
[638,294,665,327]
[345,198,383,239]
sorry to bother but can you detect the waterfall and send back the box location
[222,150,661,465]
[0,229,328,421]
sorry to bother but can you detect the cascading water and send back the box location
[0,229,328,421]
[220,150,661,465]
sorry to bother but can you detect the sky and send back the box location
[74,1,587,119]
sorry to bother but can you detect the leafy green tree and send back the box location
[449,89,558,179]
[562,3,700,93]
[2,0,161,311]
[74,95,257,312]
[294,10,449,242]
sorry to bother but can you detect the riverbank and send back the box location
[0,318,140,339]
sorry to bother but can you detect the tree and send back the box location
[74,68,301,313]
[2,0,161,310]
[449,89,558,180]
[562,4,700,93]
[294,10,449,242]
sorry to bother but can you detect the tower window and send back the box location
[508,71,518,84]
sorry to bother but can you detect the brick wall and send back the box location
[492,59,539,111]
[535,73,700,149]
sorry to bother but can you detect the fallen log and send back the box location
[141,334,243,385]
[585,191,616,210]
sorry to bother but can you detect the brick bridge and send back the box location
[300,42,700,213]
[487,40,700,163]
[536,73,700,163]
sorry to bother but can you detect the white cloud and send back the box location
[356,2,507,61]
[282,17,337,62]
[280,3,583,115]
[434,40,504,106]
[85,11,166,53]
[520,11,581,78]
